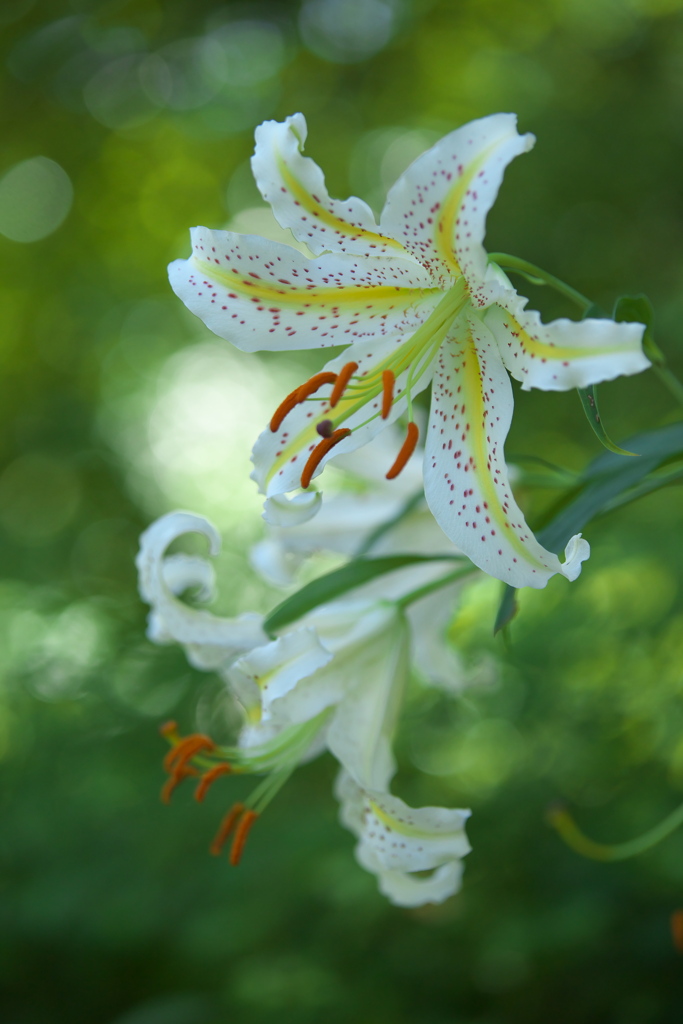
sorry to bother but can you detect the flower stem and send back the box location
[488,253,592,314]
[652,364,683,407]
[547,798,683,861]
[396,565,477,609]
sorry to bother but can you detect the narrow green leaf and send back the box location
[264,554,463,636]
[494,584,518,635]
[576,301,638,457]
[493,421,683,632]
[577,384,639,457]
[536,422,683,553]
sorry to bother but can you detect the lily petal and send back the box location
[380,113,534,294]
[168,226,438,353]
[485,297,649,391]
[262,491,322,526]
[371,861,465,908]
[424,313,589,588]
[136,511,267,665]
[324,603,409,790]
[227,627,333,724]
[252,113,410,259]
[251,331,442,499]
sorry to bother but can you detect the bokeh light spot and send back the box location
[0,156,73,243]
[299,0,397,63]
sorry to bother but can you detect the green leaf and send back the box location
[494,584,518,635]
[576,384,639,457]
[264,554,463,636]
[537,421,683,552]
[493,421,683,632]
[613,294,662,365]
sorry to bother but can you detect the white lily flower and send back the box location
[136,511,268,672]
[336,771,471,908]
[169,112,649,589]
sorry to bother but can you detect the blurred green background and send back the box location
[2,0,683,1021]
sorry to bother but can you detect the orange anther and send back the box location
[159,720,178,738]
[270,372,338,432]
[297,371,338,402]
[161,764,199,804]
[163,734,215,773]
[329,361,358,407]
[210,802,245,856]
[672,910,683,953]
[386,421,419,480]
[381,370,395,419]
[270,387,303,432]
[229,809,259,866]
[195,763,233,803]
[300,428,351,488]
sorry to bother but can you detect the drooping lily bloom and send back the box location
[138,509,472,901]
[169,112,649,588]
[336,772,471,908]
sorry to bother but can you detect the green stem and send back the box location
[488,253,592,314]
[652,363,683,407]
[547,799,683,861]
[396,566,477,609]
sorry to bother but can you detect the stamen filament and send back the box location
[229,809,259,866]
[329,361,359,407]
[381,370,394,419]
[195,763,233,802]
[386,422,419,479]
[301,428,351,488]
[210,802,245,856]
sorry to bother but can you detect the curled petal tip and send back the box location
[561,534,590,582]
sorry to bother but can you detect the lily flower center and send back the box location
[267,279,469,486]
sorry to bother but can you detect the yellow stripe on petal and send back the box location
[486,302,650,392]
[277,156,406,255]
[192,255,431,309]
[460,333,538,568]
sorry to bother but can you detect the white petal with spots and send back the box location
[424,314,589,588]
[485,297,649,391]
[252,113,410,260]
[336,773,471,907]
[168,226,438,353]
[380,113,534,294]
